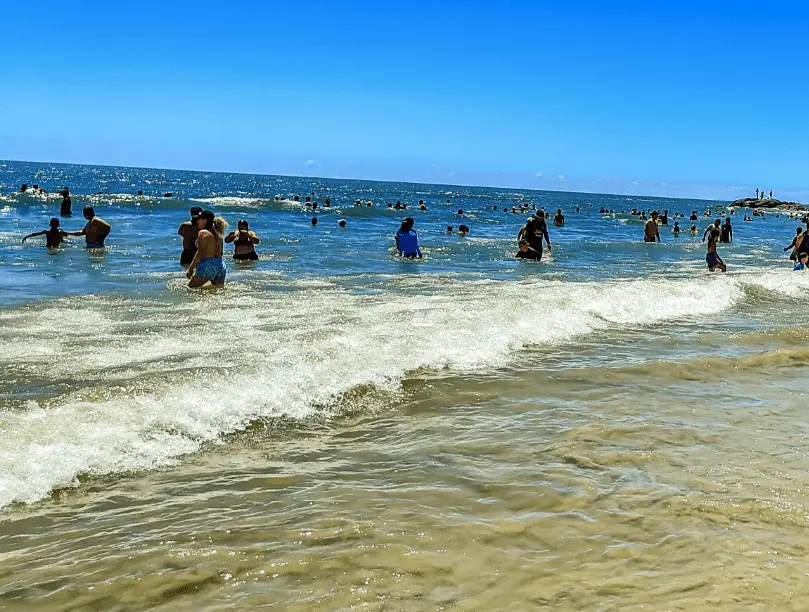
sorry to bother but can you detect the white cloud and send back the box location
[557,174,566,182]
[304,159,318,168]
[535,172,543,178]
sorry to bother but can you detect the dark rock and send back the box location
[730,197,806,211]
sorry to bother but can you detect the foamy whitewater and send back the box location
[3,160,809,610]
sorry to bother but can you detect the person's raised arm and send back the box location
[64,227,87,236]
[224,231,237,244]
[785,237,798,251]
[249,231,260,244]
[22,230,46,242]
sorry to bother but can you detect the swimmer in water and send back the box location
[673,221,680,235]
[178,206,203,266]
[59,188,72,216]
[186,210,228,287]
[706,228,726,272]
[644,211,661,242]
[65,206,111,248]
[515,239,541,260]
[395,217,423,258]
[784,227,804,261]
[553,209,564,227]
[702,219,721,242]
[338,219,346,228]
[458,224,469,236]
[225,219,260,261]
[721,217,733,243]
[22,218,66,248]
[794,252,808,270]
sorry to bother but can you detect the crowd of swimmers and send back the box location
[16,182,809,286]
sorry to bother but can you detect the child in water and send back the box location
[706,229,727,272]
[22,218,66,247]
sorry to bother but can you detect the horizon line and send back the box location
[2,157,728,204]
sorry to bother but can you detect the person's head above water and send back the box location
[797,227,804,235]
[338,219,346,228]
[311,217,318,226]
[49,217,60,229]
[190,206,202,218]
[714,219,721,226]
[83,206,95,220]
[446,226,453,233]
[518,239,529,252]
[402,217,415,230]
[651,211,659,218]
[237,219,249,231]
[458,224,469,235]
[197,210,215,229]
[800,252,809,262]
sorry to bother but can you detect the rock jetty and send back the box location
[729,197,807,212]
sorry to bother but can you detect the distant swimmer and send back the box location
[673,221,680,235]
[225,219,260,261]
[164,192,173,198]
[65,206,111,248]
[178,206,203,266]
[644,211,661,242]
[19,183,28,192]
[706,229,727,272]
[553,209,565,227]
[702,219,721,242]
[22,218,66,248]
[660,209,669,225]
[515,239,541,260]
[186,210,228,287]
[137,190,144,196]
[446,226,453,233]
[784,227,804,261]
[458,224,470,235]
[59,187,72,216]
[338,219,346,228]
[690,211,698,221]
[794,252,808,271]
[690,224,698,234]
[311,217,318,226]
[395,217,423,258]
[720,217,733,243]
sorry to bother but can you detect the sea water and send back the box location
[1,160,808,610]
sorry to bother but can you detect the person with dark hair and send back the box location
[458,224,470,235]
[644,211,661,242]
[515,239,541,260]
[178,207,203,266]
[395,217,422,258]
[225,219,260,261]
[553,209,565,227]
[186,210,228,287]
[19,183,28,192]
[784,227,804,261]
[22,218,66,248]
[65,206,110,248]
[721,217,733,243]
[59,188,72,216]
[702,219,721,242]
[311,217,318,226]
[338,219,346,228]
[706,229,726,272]
[446,226,453,233]
[794,252,808,271]
[660,209,669,225]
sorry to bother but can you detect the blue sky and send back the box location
[3,1,808,199]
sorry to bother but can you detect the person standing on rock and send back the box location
[756,188,759,199]
[770,189,773,199]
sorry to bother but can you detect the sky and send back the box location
[2,1,809,200]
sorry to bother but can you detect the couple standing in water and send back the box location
[179,208,261,287]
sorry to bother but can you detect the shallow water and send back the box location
[1,160,808,610]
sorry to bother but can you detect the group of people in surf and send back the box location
[17,183,809,285]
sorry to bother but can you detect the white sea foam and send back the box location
[0,270,799,508]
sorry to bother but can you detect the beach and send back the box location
[2,160,809,610]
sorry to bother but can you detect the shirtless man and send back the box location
[178,207,203,266]
[644,211,661,242]
[65,206,111,248]
[702,219,721,242]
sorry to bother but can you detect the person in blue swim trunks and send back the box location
[186,210,228,287]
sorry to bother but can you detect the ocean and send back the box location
[2,159,808,610]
